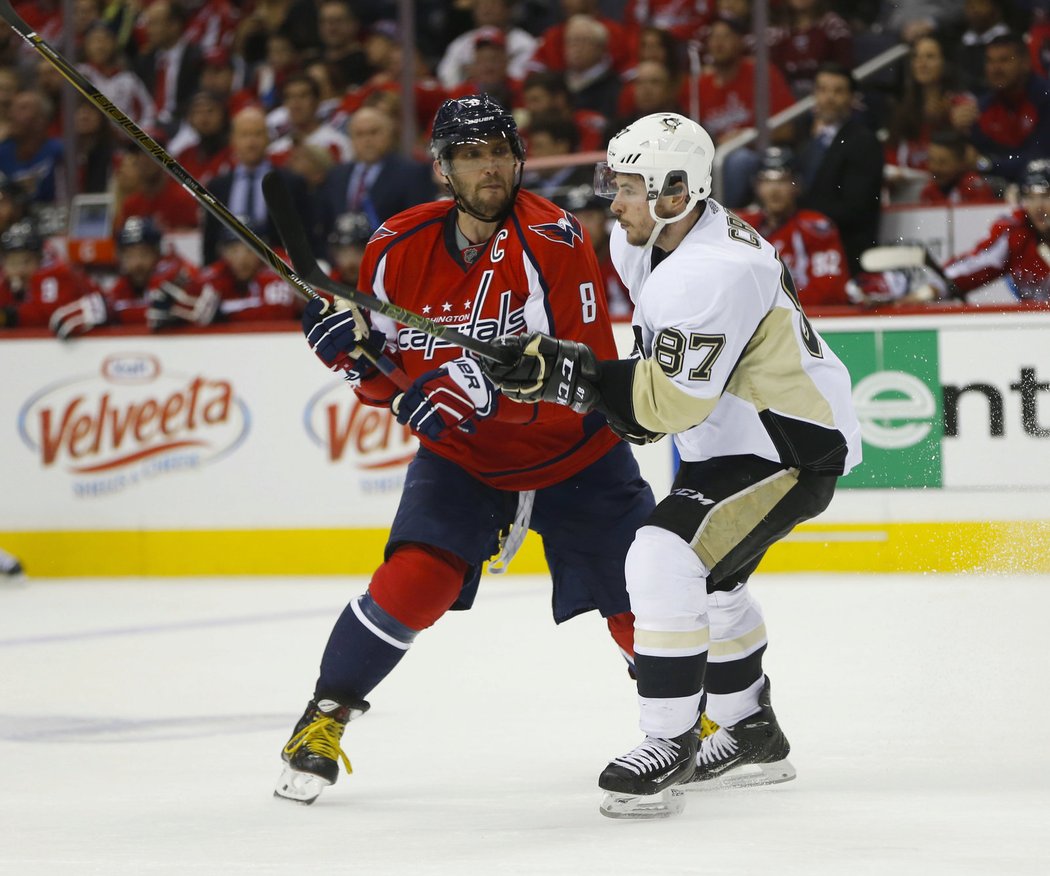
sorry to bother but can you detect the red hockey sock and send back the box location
[606,611,635,658]
[369,543,469,632]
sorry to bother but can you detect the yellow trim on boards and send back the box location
[2,521,1048,577]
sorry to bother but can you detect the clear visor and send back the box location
[443,135,518,174]
[593,162,686,202]
[595,163,660,202]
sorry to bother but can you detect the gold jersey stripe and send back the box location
[635,627,711,651]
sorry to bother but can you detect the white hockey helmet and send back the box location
[594,113,715,247]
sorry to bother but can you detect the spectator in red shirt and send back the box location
[170,91,232,185]
[686,15,796,207]
[114,144,200,232]
[884,35,964,173]
[917,129,1000,206]
[737,147,851,307]
[768,0,852,98]
[447,27,523,112]
[528,0,636,77]
[952,32,1050,184]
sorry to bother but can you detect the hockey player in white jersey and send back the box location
[481,112,862,818]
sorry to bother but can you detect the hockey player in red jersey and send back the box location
[152,222,300,328]
[275,95,656,805]
[106,217,200,329]
[939,159,1050,303]
[736,147,852,308]
[0,220,100,335]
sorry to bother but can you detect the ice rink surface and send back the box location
[2,571,1048,876]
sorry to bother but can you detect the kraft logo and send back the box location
[17,354,249,496]
[304,382,417,478]
[528,211,583,248]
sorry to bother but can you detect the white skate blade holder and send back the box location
[599,787,687,819]
[273,767,331,805]
[682,758,796,792]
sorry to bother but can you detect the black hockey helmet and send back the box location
[116,216,163,249]
[429,93,525,166]
[0,219,43,253]
[328,211,372,248]
[1021,159,1050,195]
[755,146,796,180]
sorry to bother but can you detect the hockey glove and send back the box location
[302,296,386,382]
[482,332,600,413]
[147,281,221,329]
[49,292,108,339]
[392,356,496,441]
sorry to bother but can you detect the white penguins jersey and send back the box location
[610,199,862,475]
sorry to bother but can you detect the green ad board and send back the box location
[826,330,943,489]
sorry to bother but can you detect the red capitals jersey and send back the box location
[189,261,301,321]
[737,207,850,307]
[0,261,97,328]
[359,189,621,490]
[945,208,1050,302]
[107,254,200,324]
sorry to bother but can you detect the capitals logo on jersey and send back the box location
[528,211,583,248]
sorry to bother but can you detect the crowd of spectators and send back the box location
[0,0,1049,337]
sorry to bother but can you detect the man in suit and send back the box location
[797,62,884,275]
[317,106,435,239]
[203,106,318,264]
[135,0,203,136]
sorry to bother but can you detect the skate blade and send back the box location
[682,758,796,792]
[599,787,687,819]
[273,766,331,805]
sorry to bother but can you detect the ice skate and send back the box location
[683,676,796,791]
[274,697,369,804]
[598,730,697,819]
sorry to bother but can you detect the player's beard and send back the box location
[456,175,516,223]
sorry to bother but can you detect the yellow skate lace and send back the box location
[699,714,721,739]
[284,715,353,775]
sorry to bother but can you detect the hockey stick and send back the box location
[262,172,516,365]
[859,245,962,298]
[0,0,412,385]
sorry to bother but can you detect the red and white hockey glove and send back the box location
[393,357,497,441]
[49,292,108,339]
[302,296,385,383]
[147,281,221,329]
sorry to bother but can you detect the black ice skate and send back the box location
[683,676,796,791]
[598,730,697,819]
[274,697,369,804]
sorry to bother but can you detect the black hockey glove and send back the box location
[482,332,600,413]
